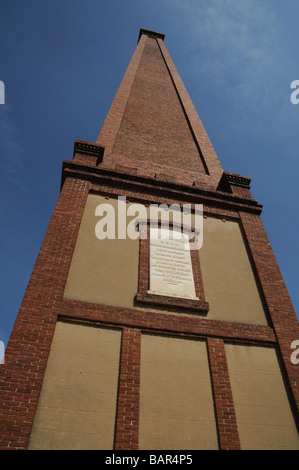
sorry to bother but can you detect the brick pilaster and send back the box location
[207,338,241,450]
[114,328,141,450]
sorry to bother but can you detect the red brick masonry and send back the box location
[0,158,299,449]
[1,165,298,449]
[207,338,241,450]
[0,28,298,449]
[114,328,141,450]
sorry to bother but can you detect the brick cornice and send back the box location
[61,160,263,215]
[221,172,251,187]
[73,139,104,165]
[138,28,165,43]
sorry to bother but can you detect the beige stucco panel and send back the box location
[199,216,267,325]
[63,194,140,308]
[225,343,299,450]
[28,322,121,450]
[64,194,267,325]
[139,334,218,450]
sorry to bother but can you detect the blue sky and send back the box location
[1,0,299,349]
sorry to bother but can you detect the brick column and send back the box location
[207,338,241,450]
[114,328,141,450]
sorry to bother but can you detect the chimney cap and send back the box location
[138,29,165,43]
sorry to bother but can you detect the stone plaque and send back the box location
[148,228,199,300]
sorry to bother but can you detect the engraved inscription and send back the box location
[148,228,198,300]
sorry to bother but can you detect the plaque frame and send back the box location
[135,219,209,315]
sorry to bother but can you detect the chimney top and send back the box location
[138,29,165,43]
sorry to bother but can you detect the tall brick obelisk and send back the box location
[0,29,298,450]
